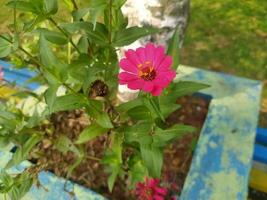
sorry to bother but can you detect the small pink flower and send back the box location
[118,43,176,96]
[0,66,3,81]
[134,177,168,200]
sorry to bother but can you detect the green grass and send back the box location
[180,0,267,126]
[181,0,267,81]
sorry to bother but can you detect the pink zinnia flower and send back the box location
[118,43,176,96]
[134,177,168,200]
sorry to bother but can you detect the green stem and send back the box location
[108,0,112,44]
[13,0,18,33]
[71,0,78,10]
[48,17,81,54]
[147,94,165,122]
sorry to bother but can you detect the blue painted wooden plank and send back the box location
[0,60,36,77]
[178,66,262,200]
[256,127,267,145]
[0,60,39,90]
[253,144,267,164]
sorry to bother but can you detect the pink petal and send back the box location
[151,86,163,96]
[119,58,138,73]
[160,71,176,81]
[136,47,146,63]
[154,46,165,68]
[157,56,173,70]
[153,195,165,200]
[118,72,138,81]
[125,49,141,66]
[143,81,154,92]
[153,71,176,87]
[154,187,167,195]
[145,43,156,63]
[128,79,144,90]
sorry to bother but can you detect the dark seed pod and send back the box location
[89,80,109,98]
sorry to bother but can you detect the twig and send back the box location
[71,0,78,10]
[108,0,112,44]
[48,17,81,54]
[86,155,101,162]
[13,0,18,33]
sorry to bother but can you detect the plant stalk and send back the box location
[71,0,78,10]
[48,17,81,54]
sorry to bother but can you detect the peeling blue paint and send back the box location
[177,66,262,200]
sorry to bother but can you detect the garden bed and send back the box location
[0,64,262,200]
[28,95,210,199]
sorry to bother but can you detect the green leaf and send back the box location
[23,15,46,31]
[87,100,114,128]
[122,122,152,145]
[113,26,160,47]
[75,124,108,144]
[35,28,68,45]
[87,0,107,28]
[96,112,114,128]
[107,164,120,192]
[60,22,109,46]
[54,135,80,155]
[14,172,33,199]
[153,124,196,147]
[44,0,58,15]
[113,0,126,8]
[171,81,210,99]
[0,37,12,58]
[145,96,165,122]
[5,134,42,169]
[128,156,148,188]
[6,1,38,13]
[127,105,152,121]
[72,8,90,21]
[116,98,143,113]
[0,170,33,200]
[67,152,84,178]
[44,84,59,112]
[62,0,73,11]
[101,132,123,191]
[140,144,163,178]
[167,25,180,70]
[77,36,89,54]
[0,170,13,191]
[51,94,88,113]
[160,103,181,118]
[0,35,16,58]
[39,33,58,68]
[89,0,107,9]
[159,93,181,118]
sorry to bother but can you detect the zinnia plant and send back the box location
[0,0,208,199]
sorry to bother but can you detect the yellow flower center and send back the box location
[138,61,156,81]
